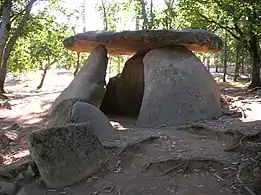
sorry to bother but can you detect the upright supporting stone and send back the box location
[101,52,145,117]
[48,45,108,117]
[29,123,106,188]
[137,46,222,128]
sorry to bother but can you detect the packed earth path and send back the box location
[1,71,261,195]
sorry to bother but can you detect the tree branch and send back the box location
[4,0,38,60]
[198,13,240,40]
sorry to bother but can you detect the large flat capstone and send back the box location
[63,29,223,55]
[29,123,106,188]
[137,46,222,128]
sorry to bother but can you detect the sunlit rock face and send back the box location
[137,46,222,128]
[47,45,108,117]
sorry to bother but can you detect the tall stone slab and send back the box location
[48,45,108,117]
[137,46,222,128]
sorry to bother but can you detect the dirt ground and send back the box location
[1,71,261,195]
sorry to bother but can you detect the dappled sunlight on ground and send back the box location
[1,71,261,174]
[3,150,30,165]
[110,121,127,130]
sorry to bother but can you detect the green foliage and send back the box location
[8,5,77,74]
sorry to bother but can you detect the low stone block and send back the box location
[29,123,106,188]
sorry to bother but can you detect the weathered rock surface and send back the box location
[63,29,223,55]
[46,98,80,128]
[137,46,222,128]
[29,123,106,188]
[47,45,108,117]
[47,99,115,140]
[0,181,16,195]
[70,101,115,140]
[101,52,145,117]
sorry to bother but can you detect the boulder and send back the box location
[69,101,115,140]
[46,98,80,128]
[0,181,16,195]
[47,45,108,117]
[29,123,106,188]
[63,29,223,55]
[47,100,115,140]
[137,46,222,128]
[101,52,145,117]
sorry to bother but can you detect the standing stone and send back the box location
[47,45,108,117]
[115,52,145,117]
[101,52,145,117]
[46,100,115,141]
[29,123,106,188]
[137,46,222,128]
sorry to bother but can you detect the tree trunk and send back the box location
[135,13,140,30]
[101,0,108,30]
[0,0,12,94]
[241,55,245,74]
[247,32,261,89]
[74,52,81,76]
[139,0,149,29]
[148,0,154,29]
[223,32,228,82]
[206,57,210,71]
[233,41,240,81]
[37,67,48,90]
[0,0,37,94]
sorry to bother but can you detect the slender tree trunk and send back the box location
[0,0,37,94]
[233,41,240,81]
[149,0,154,29]
[247,32,261,89]
[206,57,210,71]
[241,55,245,74]
[37,67,48,90]
[223,32,228,82]
[74,52,81,76]
[101,0,108,30]
[135,13,140,30]
[139,0,148,29]
[0,0,12,94]
[117,57,121,73]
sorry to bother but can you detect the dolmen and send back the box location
[63,29,223,127]
[27,29,223,189]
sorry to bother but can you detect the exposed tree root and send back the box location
[0,155,40,180]
[237,164,256,195]
[104,135,160,173]
[224,130,261,152]
[224,135,248,151]
[141,157,224,175]
[176,123,229,142]
[0,100,11,110]
[176,123,220,132]
[247,86,261,93]
[116,135,160,157]
[0,93,8,100]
